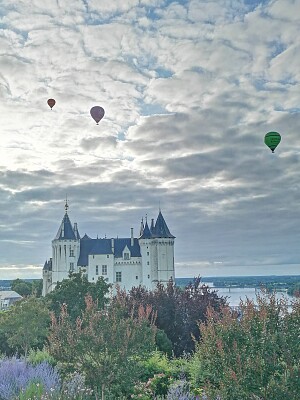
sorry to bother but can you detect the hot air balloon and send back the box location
[264,131,281,153]
[90,106,105,125]
[47,99,56,110]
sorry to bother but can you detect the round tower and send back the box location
[51,200,80,291]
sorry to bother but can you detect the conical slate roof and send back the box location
[139,221,152,239]
[139,211,175,239]
[54,213,77,240]
[153,211,175,238]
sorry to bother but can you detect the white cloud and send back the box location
[0,0,299,279]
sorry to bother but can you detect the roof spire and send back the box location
[65,195,69,214]
[139,217,144,236]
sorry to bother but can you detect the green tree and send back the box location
[192,292,300,400]
[0,311,12,356]
[112,278,226,356]
[31,279,43,297]
[46,272,111,321]
[1,297,51,357]
[11,278,32,296]
[287,282,300,297]
[49,295,157,400]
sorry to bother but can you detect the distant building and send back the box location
[43,202,175,296]
[0,291,22,310]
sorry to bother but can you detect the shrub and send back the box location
[192,292,300,400]
[0,358,60,400]
[27,348,56,367]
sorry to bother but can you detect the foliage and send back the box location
[48,294,157,400]
[60,371,94,399]
[287,282,300,297]
[111,278,226,356]
[166,380,200,399]
[155,329,173,356]
[138,351,171,381]
[1,297,51,356]
[11,278,43,297]
[192,291,300,400]
[18,381,44,400]
[0,358,60,400]
[0,312,12,357]
[46,272,111,321]
[27,348,56,367]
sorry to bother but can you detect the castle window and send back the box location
[148,274,150,279]
[69,262,74,272]
[136,276,138,280]
[124,253,130,260]
[147,261,149,265]
[70,249,74,257]
[102,265,107,275]
[116,272,122,282]
[107,255,109,258]
[96,265,99,275]
[147,252,149,256]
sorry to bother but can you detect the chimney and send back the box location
[111,238,114,254]
[131,228,134,246]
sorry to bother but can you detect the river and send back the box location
[205,284,294,307]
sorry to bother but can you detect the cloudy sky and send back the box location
[0,0,300,280]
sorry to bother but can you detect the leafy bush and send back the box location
[166,380,199,399]
[192,292,300,400]
[27,348,56,367]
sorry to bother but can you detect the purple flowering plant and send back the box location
[0,358,60,400]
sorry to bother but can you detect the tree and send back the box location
[192,292,300,400]
[31,279,43,297]
[10,278,43,297]
[46,272,111,321]
[48,295,157,399]
[287,282,300,297]
[11,279,32,296]
[111,278,226,356]
[1,297,51,357]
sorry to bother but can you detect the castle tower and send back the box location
[139,211,175,289]
[153,211,175,284]
[139,220,155,289]
[42,258,52,296]
[50,200,80,292]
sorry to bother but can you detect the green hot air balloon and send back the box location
[264,131,281,153]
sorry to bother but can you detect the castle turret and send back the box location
[50,200,80,293]
[139,219,155,289]
[42,258,52,296]
[153,211,175,284]
[139,211,175,289]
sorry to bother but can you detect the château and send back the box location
[42,202,175,295]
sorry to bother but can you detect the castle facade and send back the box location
[42,203,175,295]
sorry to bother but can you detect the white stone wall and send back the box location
[114,257,142,290]
[51,239,80,289]
[157,238,175,283]
[87,253,114,284]
[139,238,154,289]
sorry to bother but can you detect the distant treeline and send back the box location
[0,279,40,290]
[2,275,300,294]
[176,275,300,291]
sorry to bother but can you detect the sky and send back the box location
[0,0,300,280]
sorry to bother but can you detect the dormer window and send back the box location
[122,245,131,260]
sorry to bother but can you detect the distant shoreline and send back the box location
[1,275,300,291]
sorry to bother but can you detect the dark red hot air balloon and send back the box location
[90,106,105,124]
[47,99,56,110]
